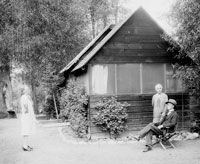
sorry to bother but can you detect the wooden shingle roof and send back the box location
[59,24,114,73]
[60,7,165,73]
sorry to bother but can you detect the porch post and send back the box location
[87,96,91,140]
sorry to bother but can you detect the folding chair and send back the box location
[152,127,177,150]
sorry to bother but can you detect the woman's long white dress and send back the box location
[152,93,168,123]
[20,94,36,136]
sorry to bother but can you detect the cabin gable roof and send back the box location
[60,7,172,73]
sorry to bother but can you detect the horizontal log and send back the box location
[104,43,168,50]
[90,101,189,110]
[101,48,170,56]
[91,55,175,64]
[111,34,164,43]
[89,109,189,117]
[117,27,163,35]
[90,101,152,108]
[89,107,153,115]
[125,117,190,126]
[89,107,190,115]
[90,114,190,125]
[90,120,191,134]
[89,93,189,102]
[108,126,190,134]
[120,26,163,33]
[89,94,152,102]
[125,20,159,27]
[90,122,191,134]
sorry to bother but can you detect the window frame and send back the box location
[88,63,185,95]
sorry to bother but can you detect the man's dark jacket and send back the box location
[159,110,178,132]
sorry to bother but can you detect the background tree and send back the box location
[87,0,130,38]
[2,0,90,113]
[0,0,131,113]
[0,0,18,116]
[165,0,200,97]
[0,0,17,66]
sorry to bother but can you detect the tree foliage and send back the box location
[10,0,89,82]
[0,0,130,83]
[0,0,130,112]
[165,0,200,96]
[0,0,18,65]
[85,0,130,38]
[0,0,90,112]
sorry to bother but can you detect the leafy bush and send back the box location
[92,97,129,139]
[191,119,200,134]
[59,79,88,138]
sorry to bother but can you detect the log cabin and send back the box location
[60,7,194,138]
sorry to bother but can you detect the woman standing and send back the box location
[152,84,168,123]
[20,85,36,151]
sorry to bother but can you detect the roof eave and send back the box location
[59,24,115,74]
[71,8,142,72]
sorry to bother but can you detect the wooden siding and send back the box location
[88,93,191,136]
[89,8,174,65]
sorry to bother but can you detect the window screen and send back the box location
[165,64,176,92]
[107,64,115,94]
[90,64,115,95]
[117,64,140,94]
[142,64,164,93]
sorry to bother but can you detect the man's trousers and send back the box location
[138,123,163,146]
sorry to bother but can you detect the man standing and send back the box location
[134,99,178,152]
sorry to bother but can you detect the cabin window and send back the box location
[89,63,185,95]
[107,65,116,94]
[165,64,175,92]
[142,64,164,93]
[117,64,140,94]
[90,64,115,94]
[165,64,185,92]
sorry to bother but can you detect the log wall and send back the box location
[88,93,191,137]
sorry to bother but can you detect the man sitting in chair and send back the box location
[134,99,178,152]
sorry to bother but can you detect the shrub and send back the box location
[59,79,88,138]
[92,96,129,139]
[191,119,200,134]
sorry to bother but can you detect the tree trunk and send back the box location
[91,10,96,38]
[89,1,96,39]
[114,0,119,24]
[0,82,7,113]
[103,15,108,28]
[53,93,59,119]
[31,80,39,114]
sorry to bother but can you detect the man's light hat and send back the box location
[165,99,177,106]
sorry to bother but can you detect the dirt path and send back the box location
[0,116,200,164]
